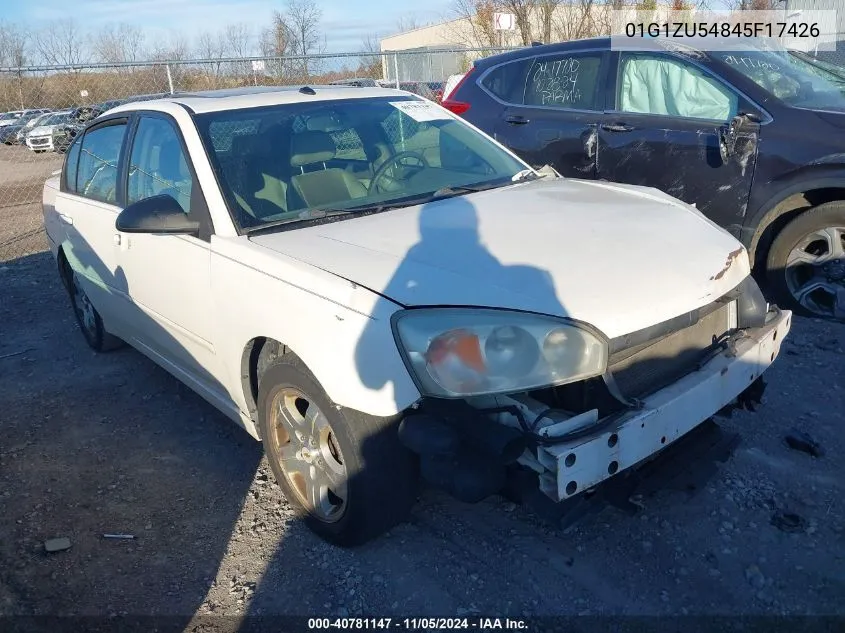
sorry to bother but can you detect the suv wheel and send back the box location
[766,201,845,320]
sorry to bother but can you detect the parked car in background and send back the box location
[13,111,55,145]
[26,110,73,152]
[445,36,845,320]
[53,94,168,153]
[329,78,379,87]
[442,73,466,102]
[426,81,445,102]
[0,110,26,128]
[0,110,52,145]
[42,85,790,546]
[398,81,437,100]
[52,103,117,154]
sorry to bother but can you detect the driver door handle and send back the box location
[504,114,530,125]
[601,122,634,133]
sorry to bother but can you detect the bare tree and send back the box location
[35,18,89,67]
[286,0,325,77]
[195,30,227,87]
[396,15,421,33]
[260,10,294,79]
[553,0,606,42]
[501,0,537,45]
[149,32,190,93]
[358,34,383,79]
[150,32,190,62]
[91,23,145,68]
[451,0,502,48]
[225,23,253,58]
[538,0,560,43]
[0,21,30,109]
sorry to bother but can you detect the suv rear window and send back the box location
[482,52,604,110]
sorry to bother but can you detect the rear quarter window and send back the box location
[481,59,532,103]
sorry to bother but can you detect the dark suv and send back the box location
[444,36,845,320]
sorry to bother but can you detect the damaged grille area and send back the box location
[529,297,737,415]
[608,301,736,399]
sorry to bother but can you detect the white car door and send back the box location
[115,113,225,395]
[55,118,134,338]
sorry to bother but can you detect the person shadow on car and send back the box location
[237,196,575,623]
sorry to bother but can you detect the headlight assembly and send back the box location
[391,308,609,398]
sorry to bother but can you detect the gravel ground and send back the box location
[0,210,844,625]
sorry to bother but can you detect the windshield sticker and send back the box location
[390,101,452,122]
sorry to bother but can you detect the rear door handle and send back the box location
[504,115,529,125]
[601,122,634,133]
[58,213,73,225]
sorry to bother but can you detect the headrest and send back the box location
[290,131,336,167]
[306,114,343,132]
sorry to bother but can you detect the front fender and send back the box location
[210,238,422,421]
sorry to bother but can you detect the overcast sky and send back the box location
[6,0,455,53]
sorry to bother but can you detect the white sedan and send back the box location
[26,109,73,152]
[42,85,791,546]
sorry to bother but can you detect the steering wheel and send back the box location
[368,150,430,195]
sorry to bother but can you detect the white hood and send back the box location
[28,125,53,136]
[249,178,750,339]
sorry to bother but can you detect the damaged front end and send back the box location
[395,276,791,505]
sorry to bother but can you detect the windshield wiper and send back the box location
[244,208,355,235]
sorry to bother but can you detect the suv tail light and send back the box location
[441,67,474,115]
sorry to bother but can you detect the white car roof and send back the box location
[107,85,415,115]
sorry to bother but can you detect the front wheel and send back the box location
[766,201,845,320]
[257,356,417,546]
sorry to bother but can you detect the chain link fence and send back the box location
[0,46,514,263]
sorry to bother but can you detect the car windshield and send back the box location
[0,112,22,121]
[717,48,845,111]
[40,112,70,126]
[194,95,529,232]
[788,51,845,86]
[26,113,52,127]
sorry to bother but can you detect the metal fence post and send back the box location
[393,53,400,89]
[166,63,175,94]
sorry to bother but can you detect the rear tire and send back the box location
[61,258,124,352]
[257,354,417,546]
[766,202,845,321]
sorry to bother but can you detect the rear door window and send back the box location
[523,53,604,110]
[76,122,127,205]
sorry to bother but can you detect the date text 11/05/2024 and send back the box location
[624,21,821,39]
[308,618,529,630]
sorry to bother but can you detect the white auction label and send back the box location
[389,100,452,122]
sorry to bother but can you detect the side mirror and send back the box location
[116,194,199,236]
[718,113,760,164]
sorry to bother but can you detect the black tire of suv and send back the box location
[61,259,124,352]
[766,201,845,320]
[257,354,418,547]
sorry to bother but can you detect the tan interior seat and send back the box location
[290,131,367,208]
[229,133,290,220]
